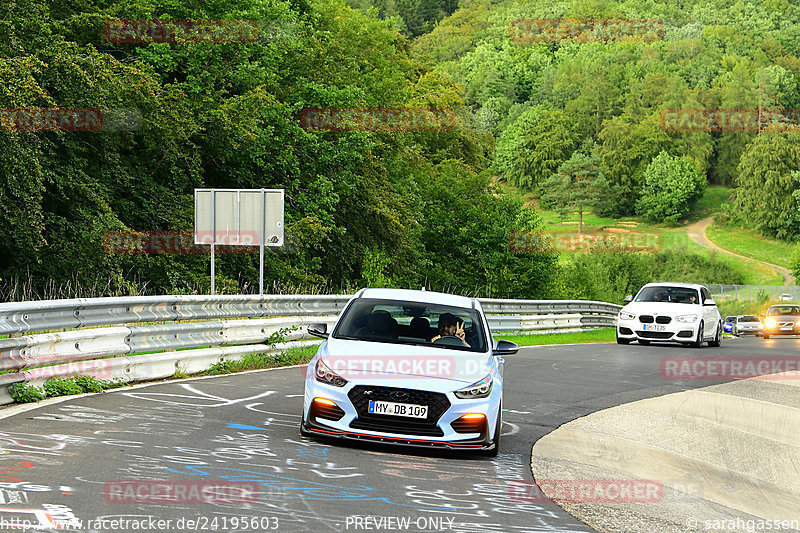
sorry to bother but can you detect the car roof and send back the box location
[356,288,477,309]
[641,282,707,290]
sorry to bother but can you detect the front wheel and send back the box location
[709,322,722,347]
[692,322,704,348]
[763,333,770,339]
[616,331,631,344]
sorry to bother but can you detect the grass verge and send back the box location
[707,222,796,270]
[497,328,615,346]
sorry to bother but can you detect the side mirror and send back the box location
[493,340,519,356]
[308,323,328,338]
[703,299,716,307]
[623,295,633,303]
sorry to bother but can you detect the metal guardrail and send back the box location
[0,295,620,405]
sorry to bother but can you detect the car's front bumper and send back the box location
[302,376,500,451]
[617,319,699,344]
[763,323,800,336]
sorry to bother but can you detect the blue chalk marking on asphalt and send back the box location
[164,465,459,510]
[226,423,272,431]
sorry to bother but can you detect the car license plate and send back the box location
[643,324,666,331]
[368,400,428,419]
[780,326,794,331]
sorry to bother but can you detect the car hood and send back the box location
[317,338,493,386]
[622,302,703,316]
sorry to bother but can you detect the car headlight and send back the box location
[676,315,698,323]
[765,318,777,329]
[454,375,493,399]
[315,359,347,387]
[619,312,635,320]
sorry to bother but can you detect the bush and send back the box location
[8,383,45,403]
[792,244,800,280]
[636,152,706,223]
[43,378,84,397]
[556,248,744,304]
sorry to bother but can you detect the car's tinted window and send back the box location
[635,286,699,304]
[739,315,759,322]
[767,305,800,316]
[724,316,735,322]
[332,298,487,352]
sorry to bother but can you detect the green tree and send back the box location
[495,107,577,191]
[734,133,800,239]
[596,114,671,216]
[635,152,707,224]
[541,149,609,234]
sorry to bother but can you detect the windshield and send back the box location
[767,306,800,316]
[739,315,759,322]
[724,316,735,322]
[332,298,487,352]
[635,286,700,304]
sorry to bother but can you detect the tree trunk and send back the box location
[578,207,583,235]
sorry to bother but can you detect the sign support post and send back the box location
[259,188,265,295]
[210,189,216,295]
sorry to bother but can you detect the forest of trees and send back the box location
[1,0,797,300]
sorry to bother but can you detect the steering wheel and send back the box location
[432,335,469,347]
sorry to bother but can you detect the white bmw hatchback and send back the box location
[616,283,722,347]
[300,288,518,456]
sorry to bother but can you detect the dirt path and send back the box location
[686,217,795,286]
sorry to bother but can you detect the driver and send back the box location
[431,313,469,345]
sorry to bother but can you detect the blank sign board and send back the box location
[194,189,284,246]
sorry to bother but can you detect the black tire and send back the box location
[692,321,704,348]
[764,333,770,339]
[616,331,631,344]
[484,404,502,457]
[709,322,722,347]
[638,339,651,345]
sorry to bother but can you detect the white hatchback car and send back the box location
[616,283,722,347]
[301,288,518,456]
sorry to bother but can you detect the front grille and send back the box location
[639,315,654,323]
[655,316,672,324]
[348,386,450,437]
[636,330,674,339]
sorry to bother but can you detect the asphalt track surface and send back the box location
[0,336,797,533]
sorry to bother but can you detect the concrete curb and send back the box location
[531,372,800,532]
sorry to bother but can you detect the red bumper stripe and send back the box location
[309,427,484,447]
